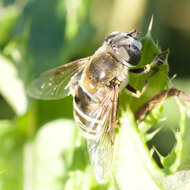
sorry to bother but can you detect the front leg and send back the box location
[126,66,160,98]
[126,50,169,97]
[126,84,142,98]
[129,50,169,74]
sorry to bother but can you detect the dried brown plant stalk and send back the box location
[135,88,190,124]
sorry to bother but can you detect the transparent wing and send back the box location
[88,135,113,183]
[28,57,91,100]
[87,85,119,183]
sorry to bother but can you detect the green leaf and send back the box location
[64,0,91,40]
[25,119,76,190]
[115,109,164,190]
[0,6,19,47]
[163,99,190,172]
[115,103,190,190]
[0,120,25,190]
[0,54,27,115]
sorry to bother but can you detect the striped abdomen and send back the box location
[73,84,109,139]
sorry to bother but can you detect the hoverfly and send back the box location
[28,30,168,183]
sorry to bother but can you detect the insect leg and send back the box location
[126,84,142,98]
[126,50,169,98]
[126,66,160,98]
[108,84,119,144]
[129,50,169,74]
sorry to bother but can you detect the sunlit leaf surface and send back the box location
[0,55,27,115]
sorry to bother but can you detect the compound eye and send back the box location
[117,46,130,61]
[116,45,141,65]
[126,46,141,65]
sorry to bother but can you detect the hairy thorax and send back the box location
[81,48,129,100]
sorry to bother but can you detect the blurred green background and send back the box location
[0,0,190,189]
